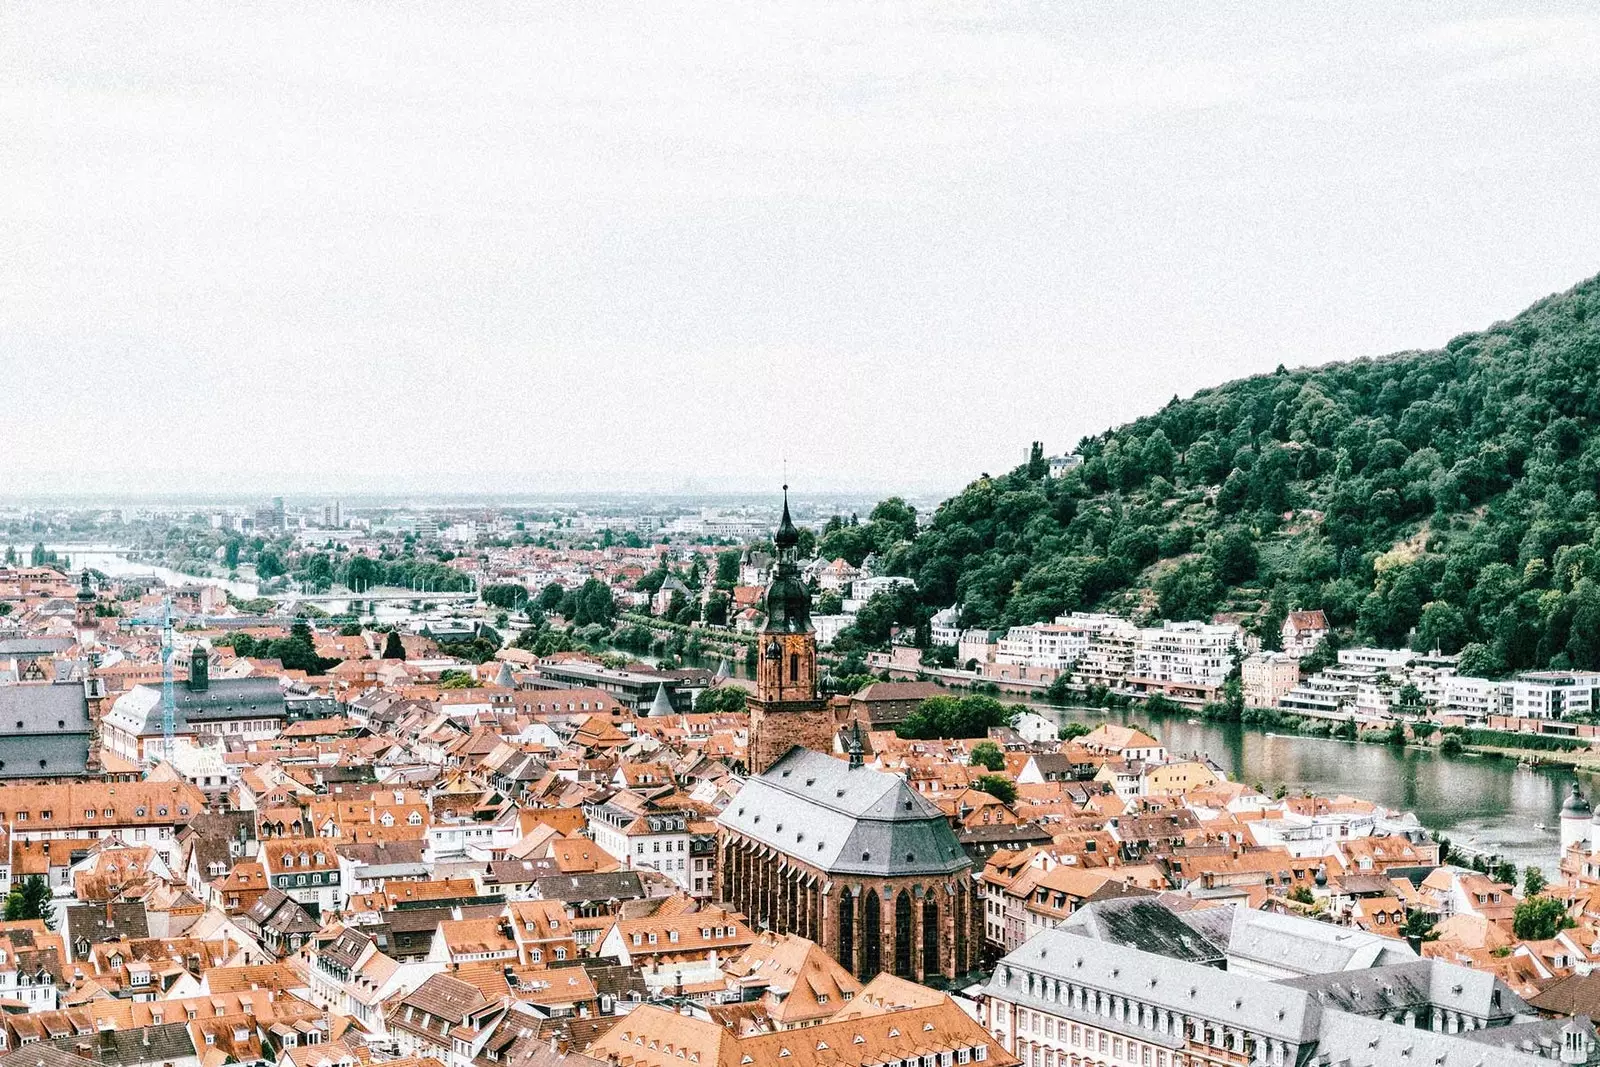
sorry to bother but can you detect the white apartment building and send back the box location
[1066,615,1140,688]
[812,614,852,648]
[1337,647,1415,671]
[1131,621,1245,694]
[588,804,693,893]
[1510,672,1600,719]
[845,575,916,611]
[1438,675,1507,719]
[1279,671,1362,715]
[996,624,1089,670]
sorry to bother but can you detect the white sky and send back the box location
[4,2,1599,497]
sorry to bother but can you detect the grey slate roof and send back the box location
[533,871,645,903]
[993,922,1550,1067]
[1182,903,1417,976]
[987,927,1322,1047]
[108,676,286,737]
[1279,957,1531,1024]
[715,747,971,878]
[0,1046,99,1067]
[1061,897,1227,967]
[1308,1007,1552,1067]
[64,902,150,947]
[0,637,73,656]
[45,1023,196,1067]
[0,682,92,778]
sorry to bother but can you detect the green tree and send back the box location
[1512,895,1573,941]
[3,875,54,928]
[1401,910,1440,943]
[1439,734,1465,757]
[1287,884,1315,905]
[482,584,529,610]
[1523,866,1547,899]
[715,550,741,588]
[897,695,1017,740]
[695,686,748,714]
[382,631,407,660]
[1058,721,1090,741]
[972,774,1018,804]
[347,554,380,591]
[968,741,1006,771]
[256,550,285,580]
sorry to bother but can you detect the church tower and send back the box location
[747,487,837,774]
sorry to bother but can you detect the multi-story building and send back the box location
[1241,651,1299,708]
[930,605,962,647]
[100,648,287,763]
[1071,616,1139,689]
[1280,610,1329,658]
[259,837,342,917]
[1510,672,1600,719]
[0,780,207,879]
[1438,674,1508,719]
[588,799,692,892]
[983,916,1557,1067]
[959,628,1001,668]
[996,624,1089,670]
[1130,621,1245,700]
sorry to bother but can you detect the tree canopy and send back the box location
[844,275,1600,675]
[897,694,1017,740]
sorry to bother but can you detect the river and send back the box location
[1041,702,1586,875]
[7,542,259,597]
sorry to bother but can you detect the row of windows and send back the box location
[629,925,736,946]
[6,803,189,823]
[636,839,687,854]
[279,872,338,887]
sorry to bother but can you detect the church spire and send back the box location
[775,484,799,552]
[762,485,811,635]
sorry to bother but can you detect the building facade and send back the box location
[716,744,981,983]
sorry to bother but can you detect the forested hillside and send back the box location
[837,274,1600,677]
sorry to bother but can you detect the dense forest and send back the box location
[833,274,1600,678]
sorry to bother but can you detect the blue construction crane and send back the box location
[120,595,179,763]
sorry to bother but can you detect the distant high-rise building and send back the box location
[320,501,342,528]
[254,497,286,532]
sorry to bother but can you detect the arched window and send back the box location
[922,898,940,979]
[894,890,914,979]
[862,890,882,979]
[838,893,855,975]
[789,653,799,683]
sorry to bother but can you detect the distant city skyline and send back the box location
[5,3,1599,496]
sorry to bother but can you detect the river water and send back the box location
[1042,703,1585,875]
[6,543,261,597]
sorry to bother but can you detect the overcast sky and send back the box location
[4,2,1599,498]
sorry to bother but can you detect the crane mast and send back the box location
[157,595,176,763]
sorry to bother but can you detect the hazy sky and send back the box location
[5,3,1599,498]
